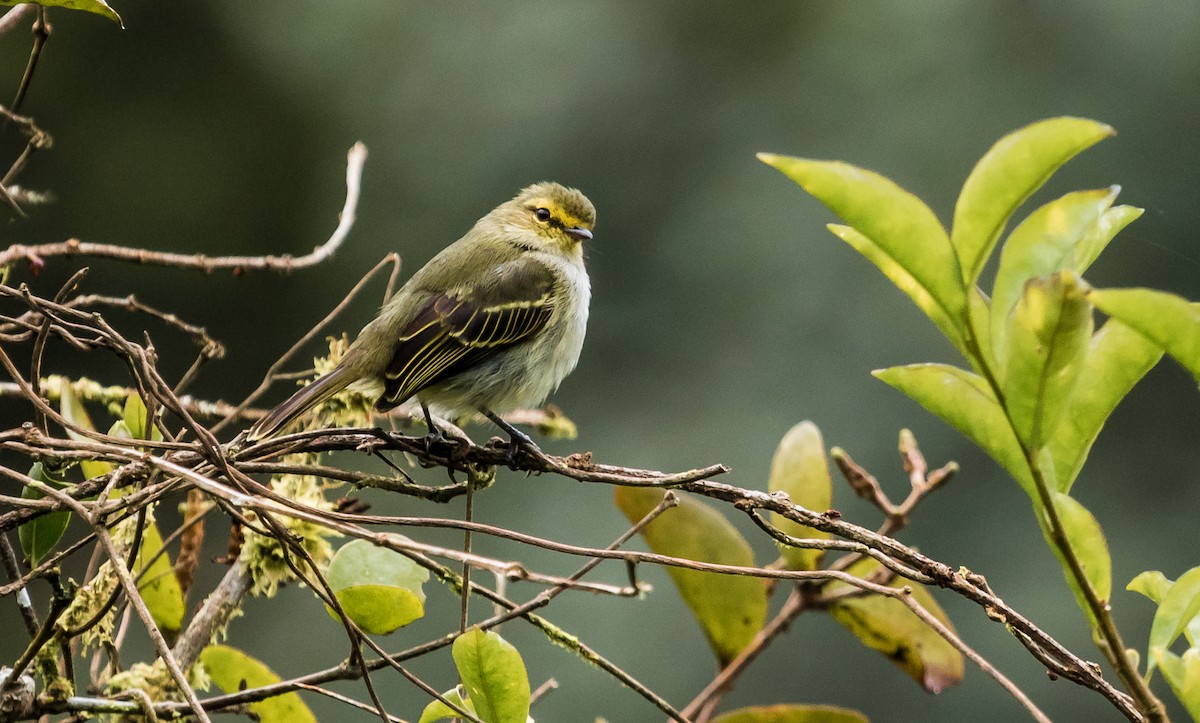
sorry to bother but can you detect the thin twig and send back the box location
[0,143,367,273]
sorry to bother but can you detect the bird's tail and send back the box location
[245,364,359,441]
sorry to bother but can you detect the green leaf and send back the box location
[966,286,997,374]
[1128,570,1172,605]
[951,117,1115,284]
[1000,271,1094,450]
[1042,493,1111,632]
[58,380,116,480]
[0,0,122,25]
[1090,288,1200,384]
[123,394,162,442]
[1155,649,1200,720]
[199,645,316,723]
[1074,205,1143,274]
[418,686,475,723]
[759,153,965,334]
[1046,319,1162,490]
[18,463,71,567]
[767,422,832,570]
[452,628,530,723]
[827,558,964,693]
[827,223,964,353]
[615,487,768,664]
[990,189,1114,366]
[873,363,1034,498]
[134,522,184,634]
[1147,566,1200,677]
[711,703,869,723]
[325,537,429,635]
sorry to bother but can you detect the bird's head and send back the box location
[491,182,596,258]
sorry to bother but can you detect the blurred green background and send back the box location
[3,2,1199,721]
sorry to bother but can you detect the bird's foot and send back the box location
[420,428,471,462]
[483,410,540,468]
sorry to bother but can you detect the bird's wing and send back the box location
[378,257,557,409]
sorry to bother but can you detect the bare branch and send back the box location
[0,143,366,273]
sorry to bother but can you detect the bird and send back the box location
[244,182,595,459]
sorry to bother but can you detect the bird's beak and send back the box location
[566,226,593,241]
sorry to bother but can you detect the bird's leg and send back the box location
[483,409,538,466]
[420,402,472,463]
[421,401,449,454]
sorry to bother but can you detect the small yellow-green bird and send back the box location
[246,182,596,453]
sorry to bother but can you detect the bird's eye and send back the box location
[534,208,552,222]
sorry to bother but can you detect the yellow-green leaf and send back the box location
[325,537,428,635]
[768,422,832,570]
[711,703,869,723]
[873,364,1034,498]
[18,463,71,567]
[1147,566,1200,677]
[199,645,315,723]
[418,686,474,723]
[827,558,964,693]
[59,380,115,480]
[990,189,1114,367]
[1042,493,1111,633]
[1155,649,1200,720]
[1090,288,1200,384]
[134,522,184,634]
[1074,205,1143,274]
[951,117,1114,284]
[0,0,122,25]
[615,487,768,664]
[452,628,530,723]
[123,393,162,442]
[1000,271,1093,450]
[1046,319,1161,490]
[1128,570,1172,606]
[759,154,965,334]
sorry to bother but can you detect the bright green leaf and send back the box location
[123,393,162,442]
[59,380,116,480]
[418,686,475,723]
[199,645,316,723]
[0,0,122,25]
[966,286,996,374]
[1074,205,1143,274]
[827,558,964,693]
[759,153,965,332]
[134,522,184,634]
[1154,649,1200,720]
[873,364,1034,498]
[1128,570,1172,605]
[951,117,1114,284]
[711,703,869,723]
[768,422,832,570]
[332,585,424,636]
[827,224,964,353]
[1147,566,1200,677]
[18,463,71,567]
[1090,288,1200,384]
[615,487,768,664]
[1046,319,1161,490]
[452,628,530,723]
[1042,493,1111,633]
[1000,271,1093,450]
[325,537,428,635]
[990,189,1113,366]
